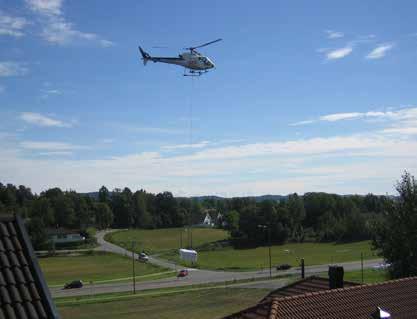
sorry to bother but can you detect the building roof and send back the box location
[224,276,359,319]
[225,276,417,319]
[269,276,417,319]
[0,215,60,319]
[260,275,359,303]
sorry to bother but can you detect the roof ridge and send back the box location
[268,299,279,319]
[271,275,417,303]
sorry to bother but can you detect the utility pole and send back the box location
[258,224,272,279]
[268,226,272,279]
[131,242,136,294]
[361,252,364,284]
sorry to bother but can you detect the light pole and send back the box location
[258,224,272,278]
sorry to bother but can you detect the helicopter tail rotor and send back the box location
[139,46,151,66]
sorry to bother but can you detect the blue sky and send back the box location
[1,0,417,196]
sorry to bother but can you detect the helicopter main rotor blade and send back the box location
[186,38,222,51]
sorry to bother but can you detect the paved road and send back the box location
[50,230,382,298]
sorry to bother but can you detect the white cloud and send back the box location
[20,112,72,127]
[0,11,28,37]
[319,112,363,122]
[26,0,63,16]
[41,88,62,98]
[20,141,85,151]
[290,120,315,126]
[291,107,417,128]
[1,132,416,195]
[326,46,353,60]
[382,127,417,135]
[122,125,184,135]
[25,0,113,47]
[162,141,211,150]
[0,62,28,77]
[325,30,344,39]
[37,151,73,156]
[366,43,394,59]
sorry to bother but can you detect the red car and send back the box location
[177,269,189,277]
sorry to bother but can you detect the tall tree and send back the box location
[373,171,417,278]
[94,202,113,229]
[98,186,110,203]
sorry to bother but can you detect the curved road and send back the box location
[50,230,382,298]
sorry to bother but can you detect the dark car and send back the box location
[276,263,292,271]
[138,252,149,262]
[177,269,189,277]
[64,280,83,289]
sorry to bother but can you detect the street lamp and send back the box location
[258,224,272,278]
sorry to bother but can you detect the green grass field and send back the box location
[106,228,229,254]
[58,288,268,319]
[160,240,376,271]
[39,251,173,286]
[106,228,377,271]
[344,268,389,284]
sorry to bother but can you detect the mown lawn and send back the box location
[161,240,376,271]
[106,228,229,254]
[58,288,268,319]
[39,251,172,286]
[344,268,389,284]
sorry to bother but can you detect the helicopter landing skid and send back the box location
[183,70,208,77]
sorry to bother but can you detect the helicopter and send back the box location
[139,38,222,76]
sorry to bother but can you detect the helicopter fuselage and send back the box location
[139,47,215,71]
[149,52,214,70]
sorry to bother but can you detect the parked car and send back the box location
[138,252,149,262]
[373,262,391,270]
[64,280,83,289]
[276,263,292,271]
[177,269,189,277]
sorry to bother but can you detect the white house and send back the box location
[202,212,214,227]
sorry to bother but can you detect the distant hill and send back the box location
[188,194,288,202]
[85,192,288,202]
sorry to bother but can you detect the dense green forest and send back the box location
[0,182,391,249]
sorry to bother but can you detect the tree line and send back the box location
[2,171,416,280]
[0,182,391,248]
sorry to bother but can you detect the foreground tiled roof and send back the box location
[224,276,359,319]
[260,276,359,304]
[0,215,60,319]
[269,276,417,319]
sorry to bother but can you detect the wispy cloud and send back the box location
[20,141,85,151]
[290,120,315,126]
[121,124,184,135]
[325,30,344,39]
[37,151,73,156]
[382,127,417,135]
[326,46,353,60]
[290,107,417,136]
[41,88,62,98]
[2,131,416,195]
[366,43,394,59]
[0,62,28,77]
[162,141,211,150]
[0,11,28,37]
[320,112,363,122]
[20,112,73,127]
[25,0,113,47]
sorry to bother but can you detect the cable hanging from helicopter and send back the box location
[138,38,222,76]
